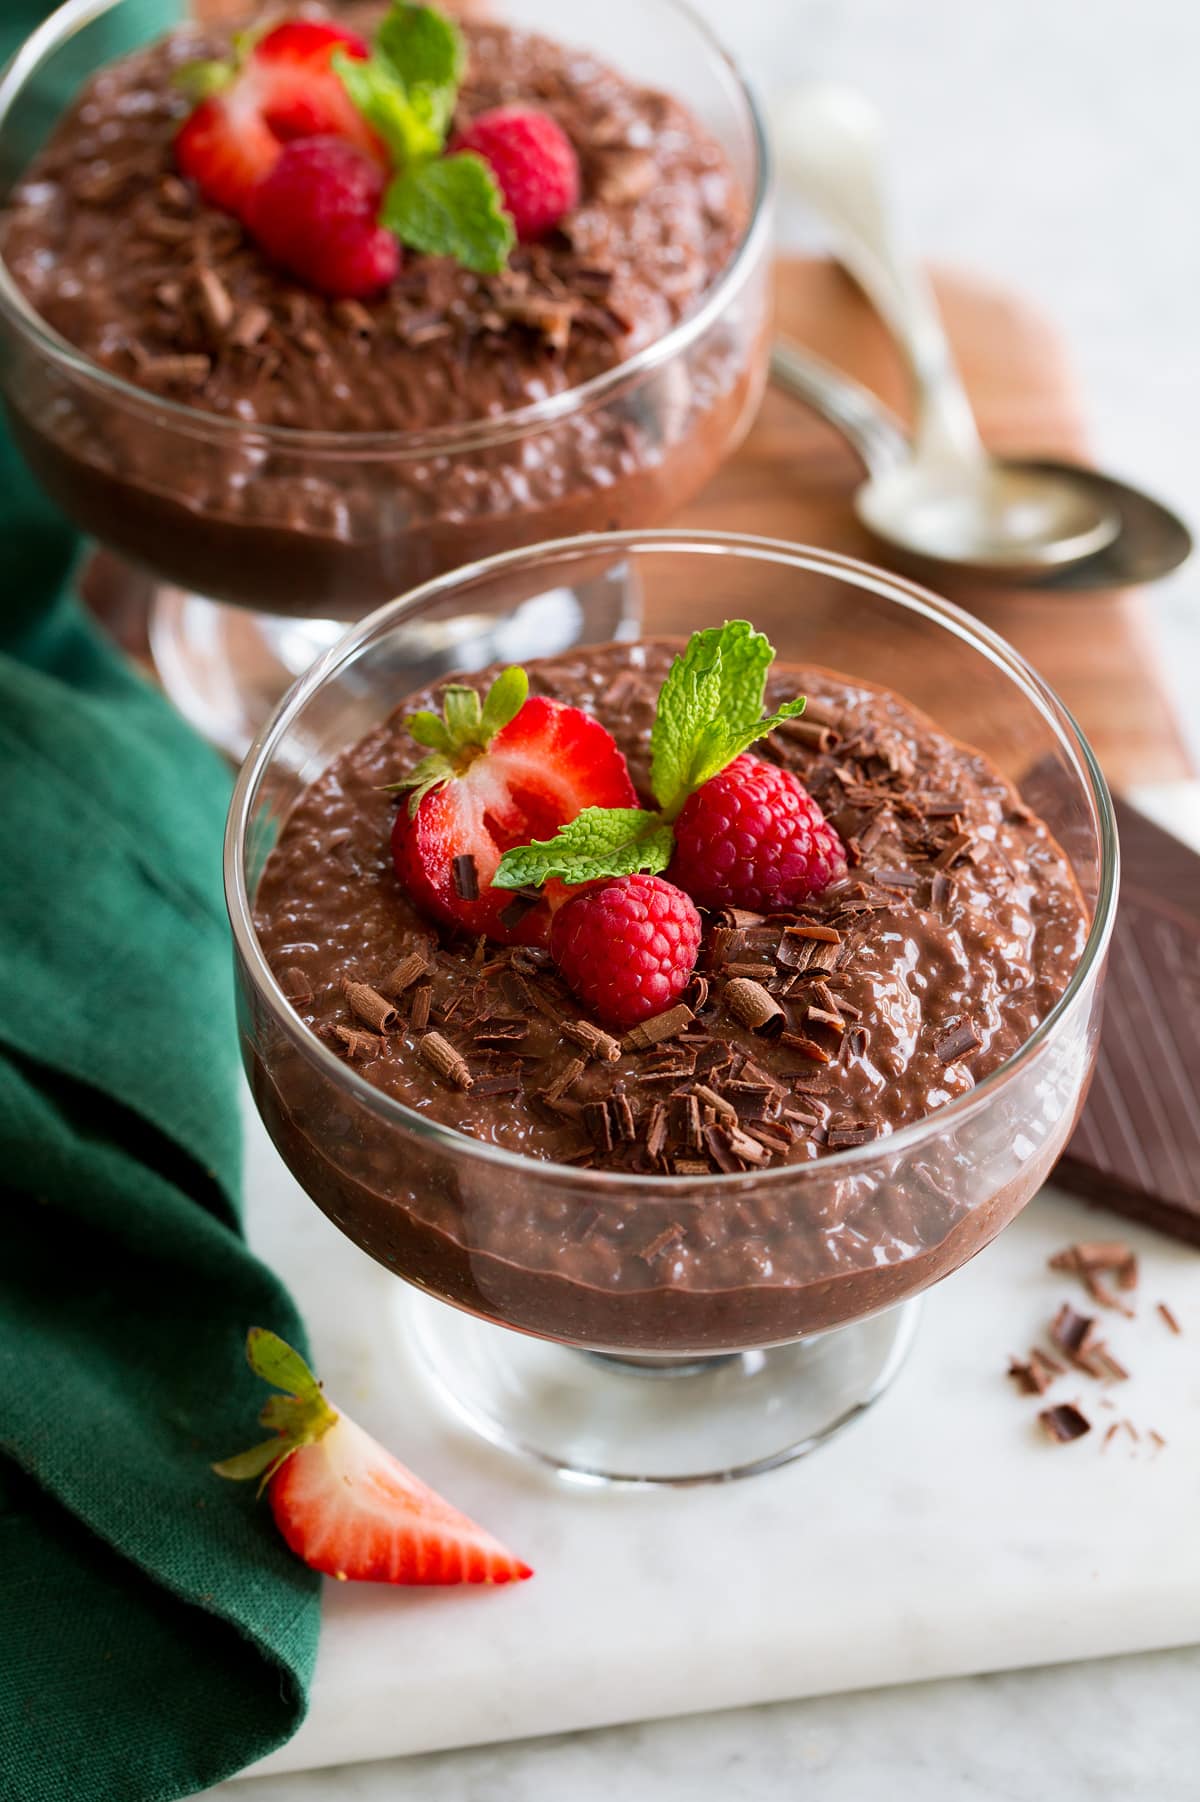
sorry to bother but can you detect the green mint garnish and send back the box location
[382,152,515,275]
[497,809,676,890]
[336,1,514,274]
[493,622,805,892]
[387,667,529,814]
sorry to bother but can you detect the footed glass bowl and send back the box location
[226,533,1118,1483]
[0,0,770,756]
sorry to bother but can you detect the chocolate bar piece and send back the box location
[1054,798,1200,1246]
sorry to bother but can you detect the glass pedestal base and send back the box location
[149,559,645,760]
[401,1291,921,1488]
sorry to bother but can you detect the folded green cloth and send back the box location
[0,14,321,1797]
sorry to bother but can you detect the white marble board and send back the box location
[236,1095,1200,1781]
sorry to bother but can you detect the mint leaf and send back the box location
[494,808,674,890]
[650,621,805,817]
[335,50,444,165]
[377,1,464,103]
[382,153,515,274]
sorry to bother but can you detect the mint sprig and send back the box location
[383,153,515,275]
[336,1,515,275]
[493,622,805,892]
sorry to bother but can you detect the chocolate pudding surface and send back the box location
[2,20,746,432]
[247,641,1093,1347]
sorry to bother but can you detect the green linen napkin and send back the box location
[0,12,321,1798]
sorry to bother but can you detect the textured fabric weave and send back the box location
[0,8,321,1796]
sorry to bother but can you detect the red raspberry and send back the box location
[244,138,400,299]
[670,755,846,913]
[450,106,580,241]
[549,874,701,1030]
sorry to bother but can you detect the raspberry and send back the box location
[549,874,701,1030]
[450,106,580,241]
[670,755,846,913]
[245,138,400,299]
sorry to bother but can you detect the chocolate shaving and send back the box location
[542,1057,587,1104]
[826,1122,875,1150]
[671,1159,712,1177]
[784,923,842,944]
[471,1071,524,1096]
[779,1032,832,1064]
[229,304,272,349]
[472,1017,529,1046]
[583,1100,615,1153]
[724,978,785,1035]
[623,1004,694,1052]
[669,1092,703,1153]
[692,1083,737,1123]
[645,1102,668,1161]
[611,1092,637,1143]
[1049,1241,1139,1309]
[1157,1301,1183,1335]
[935,1021,983,1064]
[381,950,429,998]
[806,1007,846,1034]
[452,854,479,901]
[714,908,768,929]
[341,979,399,1034]
[278,966,313,1004]
[1007,1349,1065,1395]
[1039,1402,1091,1443]
[932,830,974,870]
[418,1031,473,1091]
[641,1221,686,1263]
[333,1026,384,1059]
[409,984,433,1032]
[499,890,543,933]
[561,1018,622,1063]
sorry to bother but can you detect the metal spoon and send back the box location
[767,339,1192,590]
[773,84,1190,584]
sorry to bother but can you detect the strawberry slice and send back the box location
[390,668,638,945]
[216,1329,532,1587]
[175,20,381,221]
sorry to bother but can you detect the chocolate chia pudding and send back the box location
[0,14,764,616]
[249,639,1093,1351]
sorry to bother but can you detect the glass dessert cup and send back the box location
[0,0,771,761]
[226,533,1118,1485]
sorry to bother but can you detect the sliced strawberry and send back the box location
[390,670,638,945]
[176,91,280,220]
[215,1328,532,1588]
[270,1411,531,1586]
[174,19,381,220]
[251,21,380,156]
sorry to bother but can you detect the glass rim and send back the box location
[225,529,1121,1191]
[0,0,772,459]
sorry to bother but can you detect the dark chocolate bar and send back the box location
[1054,798,1200,1245]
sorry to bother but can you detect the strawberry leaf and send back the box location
[479,666,529,740]
[382,153,515,276]
[406,710,453,752]
[493,808,674,889]
[650,621,805,819]
[442,683,483,743]
[212,1437,286,1483]
[245,1327,320,1398]
[172,57,236,101]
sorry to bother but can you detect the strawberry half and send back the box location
[175,20,381,221]
[389,668,638,945]
[215,1329,531,1587]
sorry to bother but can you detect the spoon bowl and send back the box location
[775,84,1188,588]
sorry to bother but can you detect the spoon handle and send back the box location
[768,339,909,475]
[775,83,985,471]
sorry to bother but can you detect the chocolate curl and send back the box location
[723,978,785,1036]
[380,951,429,998]
[341,979,399,1035]
[278,966,313,1004]
[418,1032,473,1091]
[542,1057,587,1104]
[560,1019,622,1064]
[333,1027,384,1060]
[622,1004,695,1053]
[1039,1403,1091,1443]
